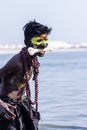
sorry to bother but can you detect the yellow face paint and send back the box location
[31,34,48,47]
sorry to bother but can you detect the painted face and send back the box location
[31,34,48,49]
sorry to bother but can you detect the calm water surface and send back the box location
[0,51,87,130]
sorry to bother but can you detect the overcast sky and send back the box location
[0,0,87,44]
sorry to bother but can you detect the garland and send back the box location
[20,47,40,119]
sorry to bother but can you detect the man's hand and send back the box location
[0,99,16,120]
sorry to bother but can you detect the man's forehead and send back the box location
[39,34,48,39]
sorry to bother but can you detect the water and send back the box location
[1,51,87,130]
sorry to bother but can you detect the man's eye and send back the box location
[37,39,42,42]
[45,38,48,41]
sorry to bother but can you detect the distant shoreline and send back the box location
[0,41,87,54]
[0,48,87,54]
[0,48,21,54]
[53,48,87,52]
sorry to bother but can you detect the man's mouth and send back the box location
[38,51,45,57]
[28,47,53,56]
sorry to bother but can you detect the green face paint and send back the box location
[31,34,48,48]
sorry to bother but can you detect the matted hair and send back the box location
[23,20,52,47]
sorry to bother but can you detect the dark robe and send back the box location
[0,96,40,130]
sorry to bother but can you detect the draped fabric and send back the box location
[0,96,40,130]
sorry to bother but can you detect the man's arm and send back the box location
[0,54,22,120]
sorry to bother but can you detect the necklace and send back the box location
[20,47,40,119]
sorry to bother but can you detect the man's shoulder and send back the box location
[7,53,22,67]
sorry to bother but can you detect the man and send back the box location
[0,20,51,130]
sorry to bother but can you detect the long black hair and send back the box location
[23,20,52,47]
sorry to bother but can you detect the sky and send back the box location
[0,0,87,45]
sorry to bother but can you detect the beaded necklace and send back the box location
[20,47,40,119]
